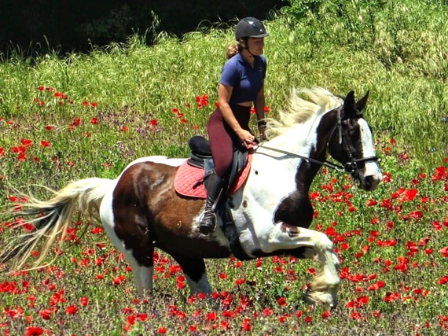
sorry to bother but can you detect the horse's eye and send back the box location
[349,129,357,137]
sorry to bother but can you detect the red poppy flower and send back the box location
[438,276,448,285]
[26,326,44,336]
[39,309,53,320]
[66,305,78,315]
[73,117,82,126]
[304,316,312,323]
[80,297,88,307]
[277,297,287,306]
[440,247,448,258]
[322,310,331,319]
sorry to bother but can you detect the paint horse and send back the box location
[1,88,382,307]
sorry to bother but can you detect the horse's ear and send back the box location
[356,90,369,112]
[343,90,356,117]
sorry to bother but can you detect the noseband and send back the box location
[328,107,379,177]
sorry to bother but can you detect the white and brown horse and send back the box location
[1,88,382,307]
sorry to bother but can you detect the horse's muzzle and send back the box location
[355,172,382,191]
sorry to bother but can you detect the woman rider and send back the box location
[199,17,269,234]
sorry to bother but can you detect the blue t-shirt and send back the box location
[220,53,267,105]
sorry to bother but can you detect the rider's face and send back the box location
[246,37,265,56]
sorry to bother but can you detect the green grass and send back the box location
[0,1,447,335]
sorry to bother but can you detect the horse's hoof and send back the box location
[303,291,337,308]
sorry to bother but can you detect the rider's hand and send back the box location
[236,129,255,147]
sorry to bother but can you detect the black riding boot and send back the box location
[199,172,226,234]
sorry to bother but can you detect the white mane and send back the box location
[265,87,343,139]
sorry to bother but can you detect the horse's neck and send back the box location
[257,110,337,189]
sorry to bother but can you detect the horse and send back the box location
[1,87,382,307]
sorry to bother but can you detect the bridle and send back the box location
[327,107,379,177]
[256,106,379,177]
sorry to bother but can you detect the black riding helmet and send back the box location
[235,17,269,40]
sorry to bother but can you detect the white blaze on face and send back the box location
[358,119,382,181]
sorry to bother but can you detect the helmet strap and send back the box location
[242,37,255,58]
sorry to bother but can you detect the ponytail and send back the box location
[226,44,238,59]
[226,43,244,59]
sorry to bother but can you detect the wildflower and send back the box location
[321,310,331,319]
[20,139,33,147]
[262,307,273,317]
[90,117,99,124]
[66,305,78,315]
[112,275,125,285]
[277,297,287,307]
[440,247,448,258]
[438,276,448,285]
[205,312,217,321]
[242,318,252,331]
[25,327,44,336]
[91,227,104,234]
[72,117,82,126]
[39,309,54,320]
[80,297,88,307]
[235,278,245,285]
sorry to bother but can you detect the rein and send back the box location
[254,144,345,171]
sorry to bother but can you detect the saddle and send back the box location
[174,136,252,199]
[174,135,253,261]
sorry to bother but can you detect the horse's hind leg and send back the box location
[100,190,154,296]
[171,253,212,295]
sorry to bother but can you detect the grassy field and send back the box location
[0,1,447,335]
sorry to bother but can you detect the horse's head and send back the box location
[327,91,382,191]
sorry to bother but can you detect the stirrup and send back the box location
[199,210,217,234]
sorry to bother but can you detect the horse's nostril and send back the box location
[364,176,373,190]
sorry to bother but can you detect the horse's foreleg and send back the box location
[171,254,212,296]
[262,222,340,306]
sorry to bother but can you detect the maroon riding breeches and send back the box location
[207,104,252,178]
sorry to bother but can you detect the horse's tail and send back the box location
[1,177,115,272]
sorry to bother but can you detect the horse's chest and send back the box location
[273,191,313,228]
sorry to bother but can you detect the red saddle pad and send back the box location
[174,153,252,199]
